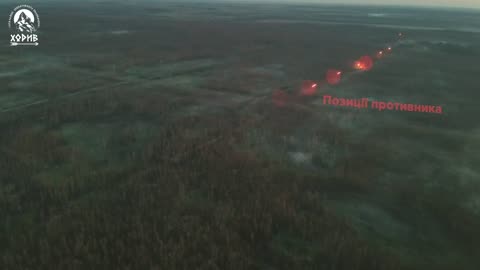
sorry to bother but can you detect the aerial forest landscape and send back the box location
[0,1,480,269]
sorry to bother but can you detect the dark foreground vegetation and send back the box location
[1,83,478,270]
[0,85,408,270]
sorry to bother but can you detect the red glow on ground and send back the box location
[362,56,374,70]
[326,69,342,85]
[272,89,289,107]
[354,56,373,71]
[300,80,318,96]
[354,61,364,70]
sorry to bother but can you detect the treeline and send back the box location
[0,110,403,270]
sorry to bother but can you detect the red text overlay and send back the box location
[323,95,443,114]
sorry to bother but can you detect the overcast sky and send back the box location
[5,0,480,9]
[219,0,480,9]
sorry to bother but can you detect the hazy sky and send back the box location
[5,0,480,9]
[209,0,480,9]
